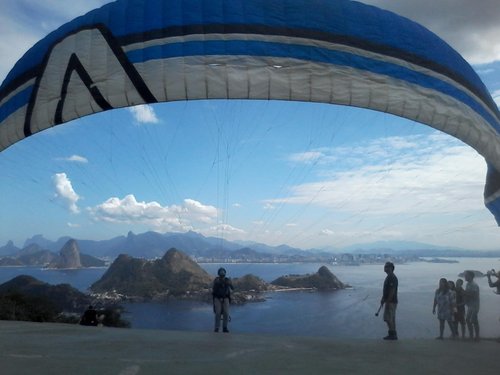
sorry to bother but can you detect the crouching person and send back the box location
[80,305,99,326]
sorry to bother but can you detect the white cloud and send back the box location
[269,134,486,217]
[286,135,425,173]
[52,173,80,213]
[288,151,324,163]
[0,24,38,81]
[67,155,88,163]
[67,222,80,228]
[56,155,88,163]
[89,194,218,232]
[128,104,159,124]
[182,198,218,223]
[319,229,334,236]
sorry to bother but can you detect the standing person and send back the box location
[455,279,467,339]
[432,278,455,339]
[212,267,233,333]
[447,280,459,338]
[464,270,480,341]
[380,262,398,340]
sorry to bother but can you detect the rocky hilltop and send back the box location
[0,244,54,266]
[0,240,20,256]
[90,249,346,302]
[49,239,82,269]
[0,275,129,327]
[91,248,277,303]
[0,275,91,313]
[271,266,346,290]
[91,248,213,299]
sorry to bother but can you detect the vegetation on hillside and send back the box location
[0,275,129,327]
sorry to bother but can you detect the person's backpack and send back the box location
[213,277,230,298]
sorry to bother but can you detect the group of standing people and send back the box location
[379,264,490,342]
[431,270,482,341]
[213,263,495,340]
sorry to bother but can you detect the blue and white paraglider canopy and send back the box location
[1,0,500,222]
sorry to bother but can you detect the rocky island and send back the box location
[91,248,214,300]
[271,266,346,290]
[90,248,347,303]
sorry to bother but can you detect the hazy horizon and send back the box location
[2,229,499,254]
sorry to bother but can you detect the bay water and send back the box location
[1,258,499,339]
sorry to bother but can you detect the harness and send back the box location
[213,277,231,299]
[212,277,232,321]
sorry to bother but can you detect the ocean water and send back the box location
[1,259,499,339]
[0,266,107,292]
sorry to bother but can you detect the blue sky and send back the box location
[1,0,500,251]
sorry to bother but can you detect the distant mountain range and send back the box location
[1,231,499,261]
[0,231,312,260]
[0,239,105,268]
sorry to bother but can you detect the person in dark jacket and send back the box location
[80,305,99,326]
[212,267,233,333]
[380,262,398,340]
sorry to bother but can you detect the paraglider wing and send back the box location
[1,0,500,221]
